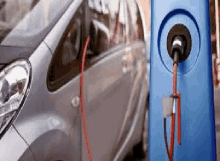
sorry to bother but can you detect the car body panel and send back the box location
[115,42,147,142]
[0,46,34,64]
[82,41,148,161]
[0,0,149,160]
[113,42,148,160]
[81,45,133,160]
[0,125,34,161]
[114,75,148,161]
[12,42,81,160]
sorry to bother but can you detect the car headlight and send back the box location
[0,59,31,134]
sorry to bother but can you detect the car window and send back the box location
[109,0,127,46]
[47,4,83,91]
[87,0,110,58]
[47,0,143,91]
[0,0,73,46]
[126,0,144,41]
[87,0,129,59]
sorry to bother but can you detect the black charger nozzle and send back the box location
[171,36,185,64]
[167,24,192,62]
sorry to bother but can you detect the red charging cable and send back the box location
[169,63,177,161]
[80,36,93,161]
[164,36,183,160]
[169,62,182,160]
[177,92,181,146]
[169,113,175,161]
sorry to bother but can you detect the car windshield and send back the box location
[0,0,72,47]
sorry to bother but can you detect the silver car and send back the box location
[0,0,149,160]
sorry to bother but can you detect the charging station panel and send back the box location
[149,0,216,160]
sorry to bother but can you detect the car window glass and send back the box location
[48,4,83,91]
[111,0,126,45]
[0,0,73,45]
[87,0,133,60]
[126,0,144,41]
[87,0,111,58]
[108,0,120,46]
[123,0,129,43]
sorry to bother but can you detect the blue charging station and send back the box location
[149,0,216,160]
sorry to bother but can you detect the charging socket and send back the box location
[167,24,192,62]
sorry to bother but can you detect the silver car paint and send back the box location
[12,42,81,160]
[0,125,34,161]
[113,43,148,160]
[80,40,148,160]
[117,44,146,143]
[44,0,149,159]
[81,46,133,160]
[6,0,149,161]
[114,74,148,161]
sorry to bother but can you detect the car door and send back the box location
[118,0,147,132]
[81,0,136,160]
[111,0,148,158]
[45,2,85,161]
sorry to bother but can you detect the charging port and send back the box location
[167,24,192,62]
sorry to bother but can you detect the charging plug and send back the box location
[167,24,192,62]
